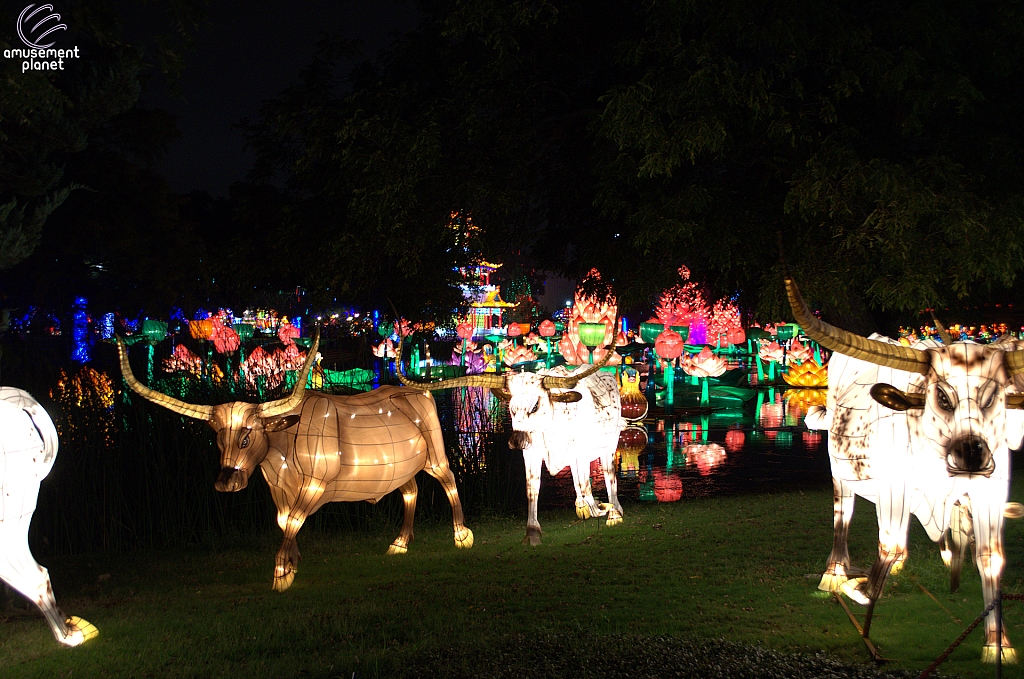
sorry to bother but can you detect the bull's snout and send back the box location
[214,467,249,492]
[508,431,532,450]
[946,436,994,476]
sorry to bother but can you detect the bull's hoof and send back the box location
[454,527,474,549]
[817,571,847,593]
[61,616,99,646]
[941,548,953,568]
[272,569,295,592]
[1005,502,1024,519]
[606,509,623,527]
[839,577,871,605]
[889,554,907,575]
[982,645,1017,664]
[386,543,408,555]
[523,526,543,546]
[575,501,591,520]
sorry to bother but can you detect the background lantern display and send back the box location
[0,388,98,646]
[538,319,556,367]
[578,322,607,364]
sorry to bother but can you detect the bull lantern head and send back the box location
[394,320,617,450]
[786,278,1024,476]
[118,331,320,491]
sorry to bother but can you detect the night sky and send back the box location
[120,0,420,196]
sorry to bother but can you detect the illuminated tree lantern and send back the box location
[619,368,648,421]
[558,269,620,366]
[0,388,98,646]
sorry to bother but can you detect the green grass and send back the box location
[3,486,1024,678]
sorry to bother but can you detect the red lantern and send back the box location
[456,321,474,340]
[726,326,746,346]
[538,320,556,337]
[654,329,684,360]
[506,323,522,337]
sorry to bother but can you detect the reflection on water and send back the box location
[435,382,831,507]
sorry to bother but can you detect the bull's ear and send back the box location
[1006,393,1024,409]
[490,388,512,402]
[550,391,583,403]
[263,415,301,432]
[870,383,925,411]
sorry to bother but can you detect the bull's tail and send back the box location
[805,405,832,431]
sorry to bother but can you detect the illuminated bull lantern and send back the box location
[119,332,473,591]
[399,325,623,545]
[787,277,1024,663]
[0,388,98,646]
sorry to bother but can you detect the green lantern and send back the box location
[670,325,690,342]
[578,322,607,364]
[140,320,167,345]
[776,324,796,341]
[233,323,255,341]
[639,322,662,344]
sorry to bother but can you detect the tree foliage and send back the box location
[242,0,1024,327]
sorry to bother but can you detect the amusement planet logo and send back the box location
[5,3,80,73]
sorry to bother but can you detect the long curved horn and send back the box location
[785,277,930,374]
[542,315,618,389]
[117,339,214,420]
[394,331,506,390]
[257,329,320,418]
[930,312,954,346]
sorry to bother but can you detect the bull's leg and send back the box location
[572,460,607,520]
[973,495,1015,664]
[820,477,855,592]
[601,451,623,527]
[423,435,473,550]
[841,483,909,606]
[947,500,972,593]
[387,477,418,555]
[0,519,97,646]
[272,481,326,592]
[524,453,544,545]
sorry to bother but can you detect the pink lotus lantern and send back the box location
[372,339,396,359]
[682,346,727,378]
[615,330,628,346]
[503,344,537,366]
[758,340,785,363]
[506,323,522,338]
[278,321,300,346]
[211,322,240,355]
[538,319,556,337]
[786,337,813,365]
[456,321,474,340]
[654,329,684,361]
[726,326,746,346]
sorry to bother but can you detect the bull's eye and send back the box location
[529,400,540,415]
[240,433,250,449]
[936,389,953,412]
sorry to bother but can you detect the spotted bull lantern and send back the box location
[119,331,473,591]
[787,277,1024,663]
[397,324,623,545]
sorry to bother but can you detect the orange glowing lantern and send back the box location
[655,329,684,361]
[189,318,214,340]
[783,359,828,387]
[726,326,746,346]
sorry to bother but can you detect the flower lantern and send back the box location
[578,322,607,364]
[726,326,746,347]
[783,359,828,387]
[654,329,684,361]
[212,322,240,355]
[456,321,474,367]
[655,329,683,414]
[638,319,663,344]
[278,321,300,346]
[786,337,814,365]
[503,344,537,366]
[682,346,727,378]
[538,320,556,337]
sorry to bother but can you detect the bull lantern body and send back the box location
[119,332,473,591]
[787,277,1024,663]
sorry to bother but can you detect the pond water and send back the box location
[433,374,832,510]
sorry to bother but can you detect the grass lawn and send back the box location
[3,483,1024,678]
